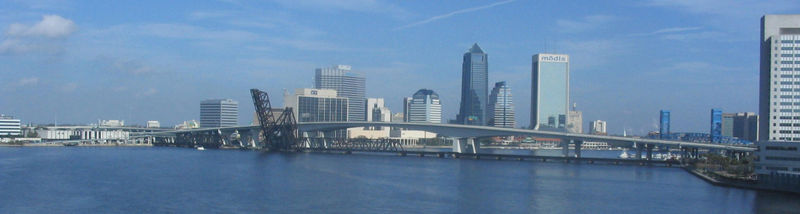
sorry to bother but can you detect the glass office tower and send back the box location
[710,108,722,143]
[315,65,366,121]
[457,43,488,126]
[660,110,670,139]
[531,54,569,131]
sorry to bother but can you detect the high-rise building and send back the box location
[710,109,723,143]
[531,53,569,131]
[366,98,391,123]
[722,113,735,137]
[200,99,238,128]
[567,103,582,134]
[284,88,348,122]
[488,81,515,128]
[756,15,800,183]
[590,120,607,135]
[722,112,759,142]
[315,65,366,121]
[403,97,412,122]
[408,89,442,123]
[0,115,21,137]
[760,14,800,142]
[660,110,670,139]
[457,43,488,126]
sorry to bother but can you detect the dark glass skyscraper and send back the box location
[457,43,488,126]
[660,110,670,139]
[710,108,723,143]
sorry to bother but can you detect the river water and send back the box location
[1,147,798,213]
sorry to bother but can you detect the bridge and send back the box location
[134,88,754,163]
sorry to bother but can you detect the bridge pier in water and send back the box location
[452,137,479,154]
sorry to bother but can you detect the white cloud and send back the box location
[6,15,76,38]
[631,26,702,36]
[16,77,39,86]
[137,88,158,97]
[271,0,409,18]
[0,15,75,54]
[556,15,616,33]
[394,0,515,30]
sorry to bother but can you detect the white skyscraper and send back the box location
[756,14,800,186]
[590,120,607,135]
[408,89,442,123]
[366,98,391,123]
[200,99,238,128]
[760,14,800,142]
[488,81,515,128]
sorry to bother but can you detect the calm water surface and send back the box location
[1,147,798,213]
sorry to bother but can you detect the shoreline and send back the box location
[686,167,800,195]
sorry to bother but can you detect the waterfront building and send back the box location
[146,121,160,128]
[403,97,412,122]
[175,120,200,130]
[0,115,21,137]
[487,81,515,128]
[200,99,238,128]
[710,108,723,143]
[660,110,670,139]
[408,89,442,123]
[99,120,125,127]
[590,120,607,135]
[315,65,366,121]
[757,15,800,184]
[567,103,582,134]
[284,88,348,123]
[531,53,569,131]
[457,43,488,126]
[760,14,800,142]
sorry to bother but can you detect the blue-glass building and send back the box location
[531,54,569,131]
[710,108,723,143]
[457,43,488,126]
[659,110,670,139]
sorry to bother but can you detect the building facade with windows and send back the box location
[590,120,607,135]
[488,81,515,128]
[757,14,800,187]
[408,89,442,123]
[660,110,671,139]
[315,65,366,121]
[457,43,488,126]
[284,88,348,123]
[711,108,723,143]
[0,115,21,137]
[200,99,238,128]
[531,53,569,131]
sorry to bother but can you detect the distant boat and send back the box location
[196,146,205,151]
[619,149,629,159]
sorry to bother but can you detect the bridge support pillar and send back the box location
[561,140,570,157]
[468,137,479,154]
[453,137,466,153]
[574,140,583,158]
[646,144,653,161]
[636,144,643,159]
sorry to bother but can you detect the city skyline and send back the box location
[2,1,797,135]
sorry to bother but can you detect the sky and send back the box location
[1,0,798,135]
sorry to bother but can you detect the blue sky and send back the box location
[1,0,797,134]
